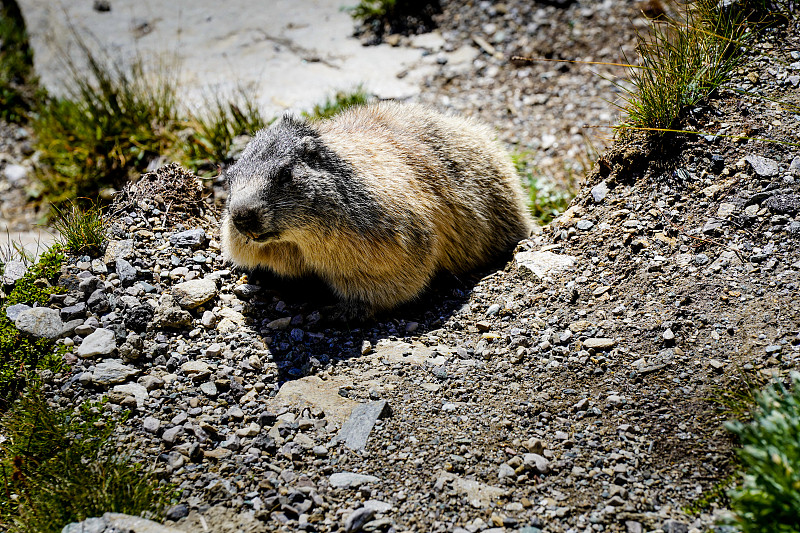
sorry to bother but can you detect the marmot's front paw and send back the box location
[320,301,372,326]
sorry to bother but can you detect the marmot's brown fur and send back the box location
[220,102,532,318]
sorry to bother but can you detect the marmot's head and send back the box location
[223,115,344,243]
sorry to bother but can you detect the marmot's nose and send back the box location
[230,203,261,234]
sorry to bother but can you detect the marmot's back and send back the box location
[220,102,532,318]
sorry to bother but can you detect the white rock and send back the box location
[76,328,117,358]
[172,278,218,309]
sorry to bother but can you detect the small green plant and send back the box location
[0,389,172,532]
[725,374,800,532]
[349,0,397,21]
[305,87,369,120]
[0,2,38,123]
[512,151,577,225]
[0,246,66,410]
[616,0,753,134]
[50,199,106,256]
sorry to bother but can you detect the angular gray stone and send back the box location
[88,360,139,386]
[62,512,185,533]
[2,260,27,286]
[5,303,31,321]
[331,400,392,451]
[329,472,380,489]
[153,294,193,328]
[515,251,577,279]
[591,180,609,203]
[169,228,206,248]
[112,382,148,407]
[523,453,550,474]
[344,507,376,533]
[15,307,65,339]
[143,416,161,433]
[200,381,218,397]
[172,278,217,309]
[745,154,779,176]
[583,337,616,350]
[104,239,134,263]
[76,328,117,358]
[115,258,137,285]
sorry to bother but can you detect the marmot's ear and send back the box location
[297,136,319,157]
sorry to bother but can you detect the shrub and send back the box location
[0,389,173,532]
[725,374,800,532]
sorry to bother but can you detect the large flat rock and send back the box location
[18,0,430,117]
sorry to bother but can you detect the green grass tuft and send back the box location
[0,388,173,532]
[178,88,269,172]
[305,87,370,120]
[0,2,38,123]
[349,0,397,21]
[725,374,800,532]
[0,246,65,410]
[50,199,107,256]
[616,0,753,134]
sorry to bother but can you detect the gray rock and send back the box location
[76,328,117,358]
[523,453,550,474]
[790,156,800,176]
[172,278,217,309]
[153,294,193,328]
[515,251,577,279]
[60,302,87,321]
[15,307,65,339]
[344,507,376,533]
[115,258,137,286]
[5,303,31,321]
[591,180,609,202]
[103,239,134,263]
[745,154,779,176]
[200,381,218,397]
[329,472,380,489]
[162,426,184,445]
[62,512,185,533]
[2,260,27,286]
[662,520,689,533]
[577,219,594,230]
[169,228,206,248]
[3,163,28,185]
[143,416,161,433]
[112,383,148,407]
[332,400,392,451]
[233,283,261,299]
[583,338,616,350]
[88,360,139,386]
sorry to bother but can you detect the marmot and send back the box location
[220,101,532,318]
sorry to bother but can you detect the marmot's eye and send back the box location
[274,167,292,184]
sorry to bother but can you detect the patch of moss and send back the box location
[0,246,66,410]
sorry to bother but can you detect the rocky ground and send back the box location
[2,2,800,533]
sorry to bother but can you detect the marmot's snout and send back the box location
[228,200,275,242]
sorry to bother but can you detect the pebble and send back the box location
[87,360,140,386]
[745,154,779,176]
[344,507,375,533]
[143,416,161,433]
[3,163,28,184]
[14,307,65,339]
[169,228,206,248]
[76,328,117,358]
[172,278,218,309]
[329,472,380,489]
[583,337,616,350]
[1,260,27,285]
[332,400,391,451]
[591,180,609,202]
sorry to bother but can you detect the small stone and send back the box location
[115,258,137,285]
[3,163,28,185]
[662,328,675,343]
[204,447,233,460]
[344,507,376,533]
[577,219,594,230]
[790,156,800,176]
[200,381,218,397]
[745,154,779,176]
[14,307,65,339]
[361,340,373,355]
[172,278,218,309]
[486,303,501,316]
[709,359,725,372]
[662,520,689,533]
[169,228,206,247]
[591,180,609,202]
[1,260,27,286]
[5,303,31,322]
[583,338,616,350]
[162,426,184,445]
[143,416,161,433]
[716,203,736,218]
[165,503,190,521]
[112,382,148,407]
[76,328,117,358]
[332,400,391,451]
[88,359,139,386]
[329,472,380,489]
[267,316,292,330]
[522,453,549,474]
[498,463,515,479]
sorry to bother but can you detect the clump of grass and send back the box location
[725,374,800,532]
[32,38,179,206]
[50,199,106,256]
[0,246,66,410]
[349,0,397,21]
[0,1,38,123]
[616,0,753,134]
[0,388,172,532]
[178,89,269,171]
[305,87,370,120]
